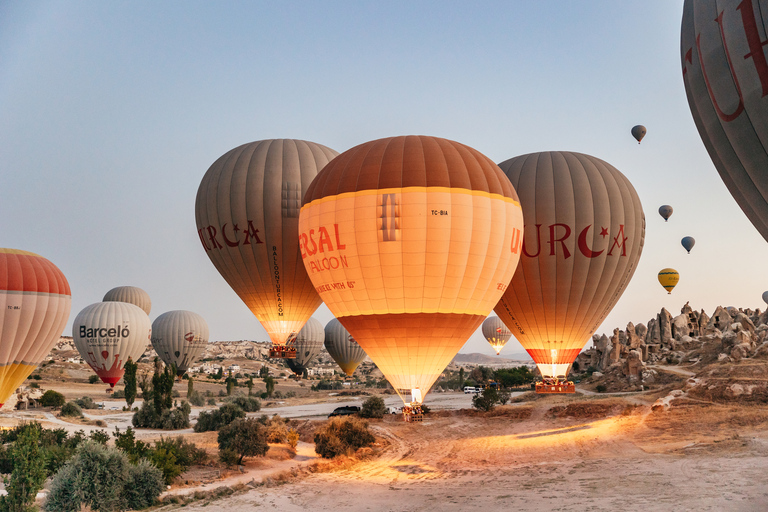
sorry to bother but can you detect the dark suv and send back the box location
[328,406,360,417]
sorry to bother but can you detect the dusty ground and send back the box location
[161,397,768,512]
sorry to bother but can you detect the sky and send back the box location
[2,1,767,358]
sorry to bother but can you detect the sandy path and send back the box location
[172,404,768,512]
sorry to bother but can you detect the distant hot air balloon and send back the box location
[482,316,512,356]
[195,139,338,358]
[762,291,768,306]
[73,302,151,387]
[658,205,673,222]
[682,1,768,243]
[299,135,524,405]
[324,318,367,376]
[285,317,324,376]
[103,286,151,315]
[151,311,209,377]
[631,125,647,143]
[494,152,645,390]
[681,236,696,253]
[0,249,71,407]
[658,268,680,294]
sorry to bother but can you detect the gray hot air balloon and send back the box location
[681,236,696,254]
[73,302,151,387]
[285,317,324,376]
[482,316,512,356]
[195,140,338,358]
[682,1,768,243]
[151,311,209,376]
[103,286,152,315]
[324,318,367,376]
[658,205,673,222]
[631,125,647,143]
[762,291,768,306]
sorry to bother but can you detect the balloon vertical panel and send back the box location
[324,318,367,376]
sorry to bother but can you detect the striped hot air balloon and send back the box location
[103,286,151,315]
[195,139,338,358]
[151,310,209,376]
[73,302,151,387]
[299,135,524,404]
[0,249,71,407]
[285,317,324,376]
[658,268,680,294]
[324,318,367,376]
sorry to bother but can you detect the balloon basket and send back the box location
[535,380,575,394]
[105,387,113,395]
[269,345,297,359]
[402,403,423,423]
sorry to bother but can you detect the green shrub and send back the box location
[88,375,100,384]
[30,382,40,389]
[111,389,126,398]
[187,390,205,407]
[314,417,375,459]
[217,419,268,465]
[39,390,66,408]
[596,384,607,393]
[112,426,151,463]
[30,374,42,380]
[44,441,162,512]
[60,402,83,418]
[89,430,109,445]
[206,397,217,406]
[132,401,191,430]
[472,388,500,412]
[360,396,387,418]
[0,423,46,512]
[228,395,261,412]
[218,447,239,467]
[74,396,98,409]
[193,403,245,432]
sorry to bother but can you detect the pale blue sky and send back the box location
[2,1,764,357]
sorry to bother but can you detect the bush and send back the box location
[44,440,163,512]
[193,403,245,432]
[111,389,126,398]
[596,384,607,393]
[265,416,288,443]
[218,447,239,467]
[360,396,387,419]
[74,396,97,409]
[187,390,205,407]
[206,397,217,406]
[132,401,191,430]
[0,423,46,512]
[314,417,375,459]
[228,395,261,412]
[30,374,42,380]
[88,375,100,384]
[39,390,66,408]
[60,402,83,418]
[113,427,151,463]
[287,429,299,450]
[217,419,269,465]
[472,388,500,412]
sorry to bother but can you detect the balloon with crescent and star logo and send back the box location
[151,310,209,376]
[494,151,645,382]
[481,316,512,355]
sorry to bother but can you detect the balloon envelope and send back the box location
[299,135,524,403]
[682,1,768,242]
[658,205,673,221]
[681,236,696,253]
[763,291,768,305]
[285,317,324,375]
[658,268,680,294]
[195,139,338,349]
[631,125,647,143]
[494,151,645,379]
[0,249,71,406]
[151,310,209,376]
[324,318,367,376]
[103,286,151,315]
[481,316,512,355]
[73,302,151,386]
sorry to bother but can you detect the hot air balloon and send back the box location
[682,1,768,243]
[658,205,673,222]
[494,152,645,393]
[73,302,151,388]
[298,135,524,405]
[103,286,151,315]
[681,236,696,253]
[631,125,647,143]
[151,311,209,377]
[285,317,324,376]
[762,291,768,306]
[658,268,679,294]
[195,139,338,359]
[0,249,71,407]
[482,316,512,356]
[324,318,367,376]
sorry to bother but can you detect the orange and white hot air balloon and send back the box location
[73,301,151,387]
[482,316,512,356]
[0,249,71,407]
[494,152,645,387]
[298,135,524,404]
[195,139,338,358]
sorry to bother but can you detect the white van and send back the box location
[463,386,477,394]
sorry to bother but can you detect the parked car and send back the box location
[328,405,360,417]
[463,386,478,394]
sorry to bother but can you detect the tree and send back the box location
[0,424,46,512]
[152,359,175,413]
[217,418,268,465]
[259,366,269,378]
[88,375,100,384]
[187,376,194,397]
[246,377,254,396]
[193,403,245,432]
[123,358,138,409]
[360,396,387,418]
[313,418,375,459]
[214,367,223,380]
[39,390,65,408]
[459,367,465,388]
[263,376,275,398]
[472,387,500,412]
